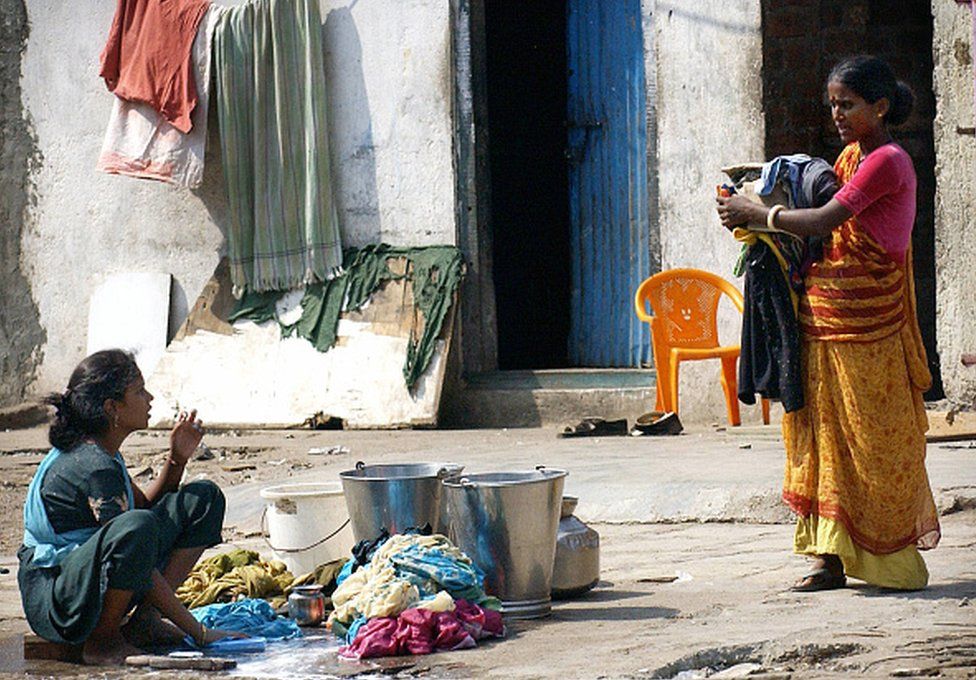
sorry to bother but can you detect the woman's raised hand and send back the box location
[169,409,204,467]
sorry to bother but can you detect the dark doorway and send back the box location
[484,1,570,370]
[761,0,943,398]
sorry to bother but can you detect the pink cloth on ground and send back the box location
[338,600,503,661]
[339,617,400,660]
[832,142,917,258]
[454,599,505,638]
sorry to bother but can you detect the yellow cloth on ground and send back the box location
[176,549,295,609]
[794,514,928,590]
[413,590,455,612]
[330,565,419,624]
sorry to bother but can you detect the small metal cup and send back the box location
[288,585,326,626]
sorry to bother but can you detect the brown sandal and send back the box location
[790,567,846,592]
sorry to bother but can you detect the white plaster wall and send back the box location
[18,0,455,395]
[652,1,769,423]
[933,1,976,408]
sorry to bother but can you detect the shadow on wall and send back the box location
[323,2,381,246]
[177,92,232,341]
[0,0,47,406]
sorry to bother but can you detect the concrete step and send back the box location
[441,369,657,428]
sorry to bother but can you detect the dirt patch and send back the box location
[647,641,868,678]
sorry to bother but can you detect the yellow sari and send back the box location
[782,143,940,589]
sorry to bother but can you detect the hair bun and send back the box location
[44,391,67,411]
[888,80,914,127]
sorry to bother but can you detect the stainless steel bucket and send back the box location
[442,467,567,619]
[339,461,463,542]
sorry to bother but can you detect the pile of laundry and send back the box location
[328,533,505,660]
[174,535,503,659]
[176,548,345,610]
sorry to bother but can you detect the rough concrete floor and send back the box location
[0,425,973,679]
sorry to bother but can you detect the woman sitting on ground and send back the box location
[18,349,242,664]
[717,55,940,591]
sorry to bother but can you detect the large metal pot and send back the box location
[339,461,462,542]
[442,466,567,619]
[551,495,600,598]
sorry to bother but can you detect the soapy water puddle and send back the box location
[229,635,388,680]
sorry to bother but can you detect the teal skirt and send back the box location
[18,480,224,644]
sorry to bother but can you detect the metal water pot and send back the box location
[551,496,600,598]
[288,585,326,626]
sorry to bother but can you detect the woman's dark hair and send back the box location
[829,55,914,127]
[44,349,141,451]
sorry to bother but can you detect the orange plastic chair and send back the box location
[634,268,770,427]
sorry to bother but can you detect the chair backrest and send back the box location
[634,268,743,350]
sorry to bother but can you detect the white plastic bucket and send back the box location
[259,482,355,576]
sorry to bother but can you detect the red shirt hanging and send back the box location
[99,0,211,134]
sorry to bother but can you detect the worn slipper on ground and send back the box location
[789,568,846,592]
[631,411,684,436]
[559,417,629,438]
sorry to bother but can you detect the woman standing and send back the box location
[717,55,940,591]
[19,349,241,664]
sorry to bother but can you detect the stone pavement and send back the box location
[0,424,973,678]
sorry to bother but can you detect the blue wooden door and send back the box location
[566,0,651,367]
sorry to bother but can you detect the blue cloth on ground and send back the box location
[335,557,357,587]
[389,545,485,596]
[197,636,268,654]
[345,615,367,644]
[188,598,302,644]
[23,447,134,567]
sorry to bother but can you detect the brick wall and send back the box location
[761,0,942,396]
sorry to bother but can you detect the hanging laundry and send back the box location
[99,0,210,134]
[229,245,465,390]
[213,0,342,295]
[188,598,302,642]
[97,5,223,188]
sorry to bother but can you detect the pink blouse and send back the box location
[833,143,917,258]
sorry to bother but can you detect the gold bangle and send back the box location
[198,622,208,646]
[767,204,785,230]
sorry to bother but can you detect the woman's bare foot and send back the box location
[82,632,143,665]
[122,606,186,648]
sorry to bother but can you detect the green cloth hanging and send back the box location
[229,245,465,390]
[213,0,342,295]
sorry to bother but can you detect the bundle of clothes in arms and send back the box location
[725,155,839,414]
[174,532,504,660]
